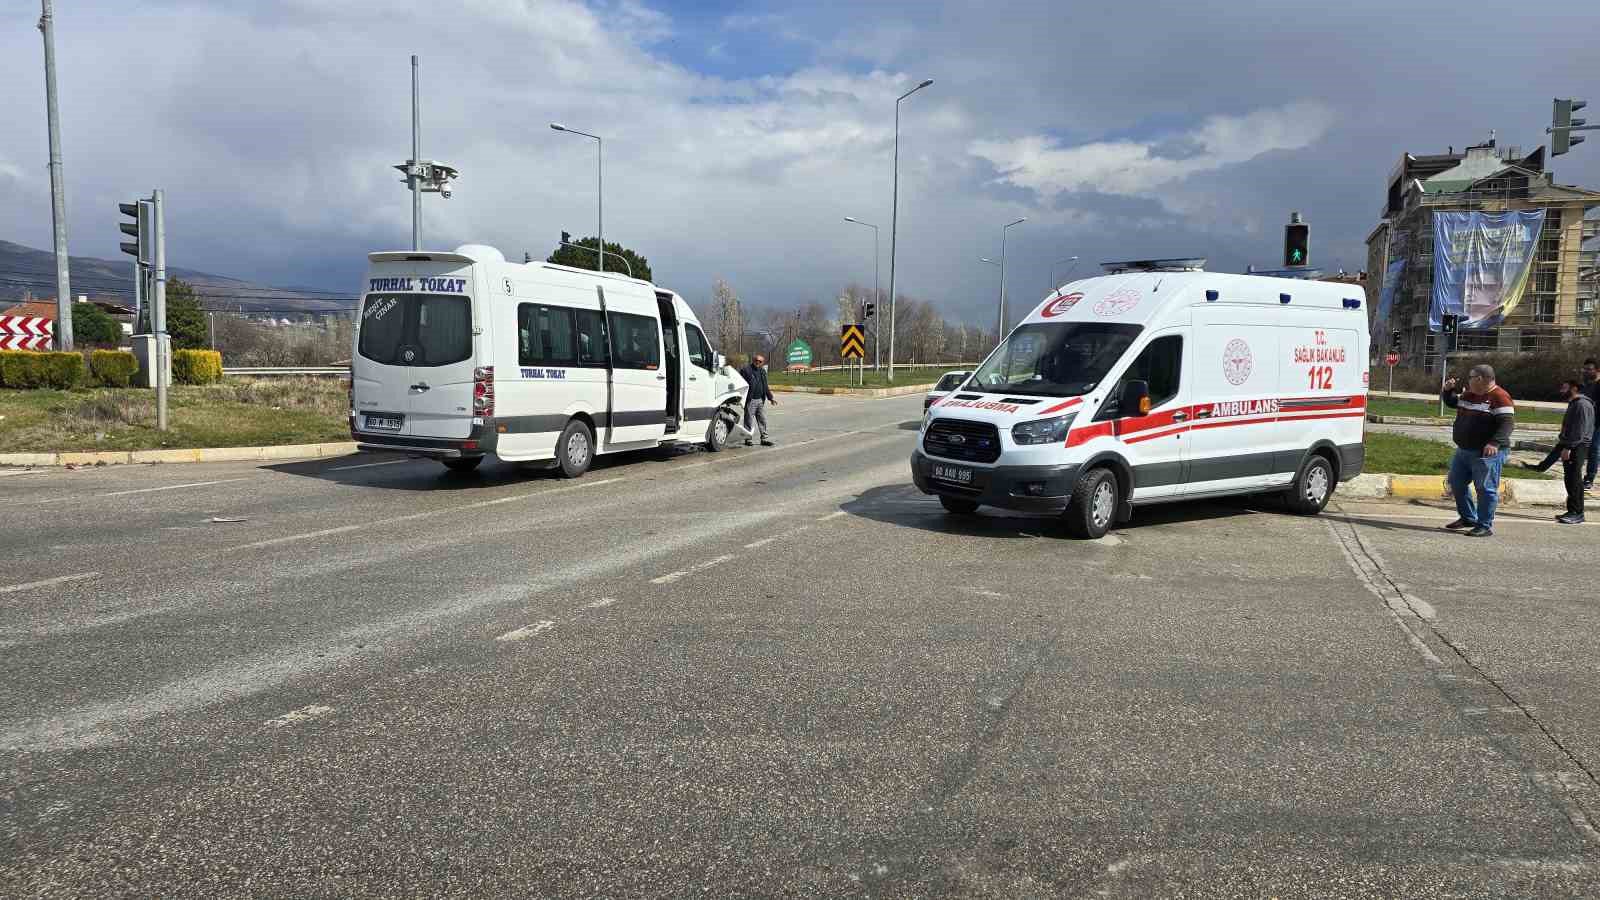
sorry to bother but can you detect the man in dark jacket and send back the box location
[739,355,777,446]
[1554,377,1594,525]
[1582,358,1600,491]
[1441,364,1515,537]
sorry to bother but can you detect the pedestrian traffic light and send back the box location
[1283,222,1310,267]
[1552,98,1588,156]
[1390,330,1402,352]
[864,302,876,318]
[118,200,153,265]
[1441,314,1458,335]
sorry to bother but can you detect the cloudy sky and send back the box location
[3,0,1598,323]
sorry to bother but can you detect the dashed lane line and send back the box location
[101,479,248,497]
[650,554,737,585]
[496,621,557,642]
[265,704,334,728]
[328,459,413,472]
[0,572,101,595]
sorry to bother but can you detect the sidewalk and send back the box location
[1374,389,1566,413]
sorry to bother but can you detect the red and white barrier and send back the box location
[0,315,53,351]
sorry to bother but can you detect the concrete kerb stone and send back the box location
[0,441,359,468]
[1367,414,1559,433]
[772,383,935,399]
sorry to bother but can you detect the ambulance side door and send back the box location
[1099,328,1189,502]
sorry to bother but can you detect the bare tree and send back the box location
[710,278,741,353]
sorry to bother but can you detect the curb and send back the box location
[1367,414,1559,433]
[771,383,935,398]
[0,441,359,468]
[1343,472,1576,508]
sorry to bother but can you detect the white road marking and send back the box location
[496,620,556,642]
[221,477,624,553]
[743,537,778,549]
[0,469,44,477]
[816,510,847,521]
[266,704,333,727]
[651,554,737,585]
[1332,512,1593,527]
[585,598,619,609]
[1463,706,1534,716]
[328,459,411,471]
[0,572,100,595]
[100,479,246,498]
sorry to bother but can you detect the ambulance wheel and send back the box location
[557,420,594,478]
[705,410,730,452]
[441,456,483,472]
[939,496,980,515]
[1064,467,1117,539]
[1285,454,1334,515]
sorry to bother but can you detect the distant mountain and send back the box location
[0,240,353,314]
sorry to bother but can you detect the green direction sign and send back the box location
[784,338,813,367]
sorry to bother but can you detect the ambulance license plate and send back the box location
[364,414,403,432]
[932,463,973,485]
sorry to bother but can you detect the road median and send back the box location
[0,442,358,468]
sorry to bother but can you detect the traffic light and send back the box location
[1390,330,1402,352]
[864,302,876,318]
[118,200,153,264]
[1441,314,1459,335]
[1552,98,1588,156]
[1283,222,1309,267]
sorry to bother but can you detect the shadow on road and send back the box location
[262,443,710,493]
[839,483,1271,540]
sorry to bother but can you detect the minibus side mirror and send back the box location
[715,353,727,371]
[1119,379,1151,418]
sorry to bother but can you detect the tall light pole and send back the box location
[996,217,1026,339]
[38,0,72,349]
[885,78,933,382]
[550,123,604,273]
[1050,255,1080,293]
[844,216,880,370]
[394,57,457,251]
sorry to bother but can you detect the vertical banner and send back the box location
[1375,258,1406,325]
[1429,209,1546,330]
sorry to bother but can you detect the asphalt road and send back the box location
[2,393,1597,897]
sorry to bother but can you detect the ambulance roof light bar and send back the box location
[1100,257,1207,274]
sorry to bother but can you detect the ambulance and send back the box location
[911,259,1369,538]
[350,245,748,475]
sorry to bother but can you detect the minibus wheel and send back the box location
[939,496,979,515]
[558,420,594,478]
[1064,468,1117,539]
[705,410,731,452]
[1285,454,1334,515]
[441,456,483,472]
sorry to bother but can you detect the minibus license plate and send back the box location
[365,414,403,432]
[932,463,973,485]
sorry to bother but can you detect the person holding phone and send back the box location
[1440,365,1515,537]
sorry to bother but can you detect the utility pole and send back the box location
[154,189,168,431]
[886,79,933,383]
[411,55,421,250]
[38,0,72,350]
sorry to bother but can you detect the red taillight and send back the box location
[473,365,494,417]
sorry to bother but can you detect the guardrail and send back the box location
[224,367,350,377]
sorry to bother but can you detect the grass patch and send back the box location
[0,377,348,453]
[1363,432,1551,479]
[769,365,962,388]
[1367,395,1564,425]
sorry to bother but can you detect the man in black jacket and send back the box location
[739,355,778,446]
[1554,376,1594,525]
[1582,358,1600,491]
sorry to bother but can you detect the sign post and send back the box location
[1385,352,1399,395]
[840,324,865,386]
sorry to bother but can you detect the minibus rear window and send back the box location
[972,322,1140,397]
[358,293,472,367]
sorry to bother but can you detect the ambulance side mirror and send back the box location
[715,353,727,370]
[1118,380,1151,418]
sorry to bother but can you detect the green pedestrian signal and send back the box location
[1284,222,1310,268]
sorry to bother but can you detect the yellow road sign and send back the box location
[840,323,865,359]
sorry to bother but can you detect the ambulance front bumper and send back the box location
[910,449,1082,513]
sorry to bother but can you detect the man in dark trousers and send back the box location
[739,354,777,446]
[1582,358,1600,491]
[1441,364,1515,537]
[1554,376,1594,525]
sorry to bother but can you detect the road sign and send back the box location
[0,315,53,350]
[785,338,813,368]
[1385,352,1399,367]
[840,324,865,360]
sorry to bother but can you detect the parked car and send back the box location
[925,370,972,411]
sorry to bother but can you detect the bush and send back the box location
[89,349,139,387]
[1373,338,1600,403]
[0,350,85,389]
[71,303,123,346]
[172,349,224,385]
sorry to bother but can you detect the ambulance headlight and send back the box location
[1011,413,1075,445]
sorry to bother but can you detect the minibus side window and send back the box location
[575,309,609,368]
[684,325,713,371]
[608,312,661,370]
[518,303,577,367]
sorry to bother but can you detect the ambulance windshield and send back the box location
[971,322,1141,397]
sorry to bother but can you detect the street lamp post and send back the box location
[550,123,604,273]
[996,217,1026,339]
[844,216,881,370]
[1050,255,1080,293]
[885,78,933,383]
